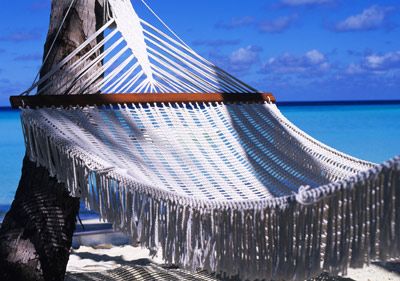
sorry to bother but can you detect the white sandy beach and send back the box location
[66,244,220,280]
[66,221,400,281]
[66,247,400,280]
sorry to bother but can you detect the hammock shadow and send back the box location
[66,251,220,281]
[372,261,400,276]
[70,251,153,266]
[65,251,356,281]
[220,92,332,198]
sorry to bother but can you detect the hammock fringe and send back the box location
[15,0,400,279]
[22,112,400,281]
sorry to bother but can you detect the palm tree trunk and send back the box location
[39,0,104,95]
[0,1,103,280]
[0,156,80,281]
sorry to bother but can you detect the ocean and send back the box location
[1,104,400,219]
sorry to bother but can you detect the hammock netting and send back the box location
[16,0,400,280]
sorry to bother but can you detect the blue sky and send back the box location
[0,0,399,105]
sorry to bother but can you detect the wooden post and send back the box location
[0,1,104,280]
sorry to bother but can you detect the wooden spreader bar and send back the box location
[10,93,275,109]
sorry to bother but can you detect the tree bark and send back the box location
[0,1,103,280]
[39,0,104,95]
[0,157,80,281]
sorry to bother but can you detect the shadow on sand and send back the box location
[65,250,356,281]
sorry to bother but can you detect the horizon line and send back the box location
[1,99,400,109]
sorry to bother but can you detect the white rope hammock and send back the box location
[23,0,256,96]
[17,0,400,280]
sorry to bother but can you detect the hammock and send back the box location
[11,0,400,280]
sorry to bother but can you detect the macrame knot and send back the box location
[294,185,315,205]
[93,166,115,175]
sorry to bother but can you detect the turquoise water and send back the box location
[0,109,24,206]
[282,105,400,163]
[0,105,399,216]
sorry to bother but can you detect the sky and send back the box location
[0,0,399,105]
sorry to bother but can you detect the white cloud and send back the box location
[0,30,42,42]
[258,15,297,33]
[263,49,330,75]
[346,51,400,75]
[229,45,261,71]
[192,39,241,47]
[364,51,400,70]
[281,0,333,6]
[345,63,366,75]
[335,5,394,32]
[305,50,325,64]
[215,17,255,30]
[209,45,263,74]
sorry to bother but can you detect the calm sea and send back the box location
[1,104,399,219]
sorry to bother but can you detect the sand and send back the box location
[66,244,400,281]
[66,220,400,280]
[346,263,400,281]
